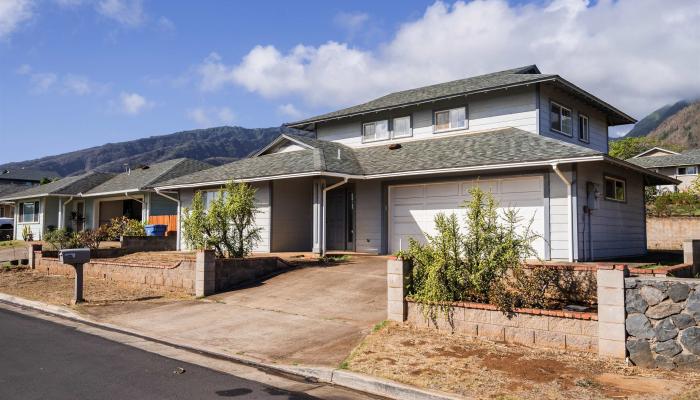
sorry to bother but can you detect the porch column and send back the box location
[312,179,326,254]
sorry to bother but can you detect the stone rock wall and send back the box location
[625,277,700,370]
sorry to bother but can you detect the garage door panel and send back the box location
[390,176,545,257]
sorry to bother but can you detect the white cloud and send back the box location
[186,106,235,127]
[62,74,108,95]
[156,16,175,32]
[199,0,700,118]
[0,0,34,39]
[277,103,303,119]
[333,11,369,32]
[29,72,57,93]
[118,91,153,115]
[96,0,144,27]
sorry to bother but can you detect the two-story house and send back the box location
[155,65,675,262]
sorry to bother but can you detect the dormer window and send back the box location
[550,101,572,136]
[362,120,389,142]
[434,107,467,132]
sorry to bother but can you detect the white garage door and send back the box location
[389,175,545,258]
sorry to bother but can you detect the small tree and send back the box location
[181,181,261,258]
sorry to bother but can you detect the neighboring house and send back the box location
[0,172,114,240]
[0,168,60,219]
[628,148,700,191]
[0,158,210,240]
[154,65,675,261]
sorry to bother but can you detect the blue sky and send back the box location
[1,0,698,163]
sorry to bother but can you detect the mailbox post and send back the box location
[58,248,91,305]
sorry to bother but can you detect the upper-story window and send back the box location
[434,107,467,132]
[578,114,589,143]
[392,116,412,138]
[678,166,698,176]
[362,120,390,142]
[550,101,572,136]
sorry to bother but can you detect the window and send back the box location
[434,107,467,132]
[392,116,412,138]
[578,114,589,142]
[362,120,389,142]
[19,201,39,223]
[604,176,626,202]
[677,166,698,176]
[550,102,572,136]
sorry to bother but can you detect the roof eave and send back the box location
[602,156,680,185]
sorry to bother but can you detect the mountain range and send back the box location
[620,98,700,148]
[2,97,699,178]
[0,126,304,177]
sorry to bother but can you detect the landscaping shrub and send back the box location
[43,226,108,250]
[401,187,538,318]
[647,190,700,217]
[106,216,146,240]
[182,181,261,258]
[401,187,595,318]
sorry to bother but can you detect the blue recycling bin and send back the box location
[145,224,167,237]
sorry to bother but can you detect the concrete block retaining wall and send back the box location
[647,217,700,250]
[406,300,598,353]
[625,276,700,370]
[36,253,195,294]
[214,257,291,292]
[120,235,177,251]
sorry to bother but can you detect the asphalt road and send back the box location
[0,307,318,400]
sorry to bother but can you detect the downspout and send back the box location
[60,196,74,230]
[155,189,181,251]
[551,163,574,262]
[321,177,349,256]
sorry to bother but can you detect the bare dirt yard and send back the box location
[0,267,190,307]
[346,322,700,400]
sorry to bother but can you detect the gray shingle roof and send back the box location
[627,149,700,169]
[0,168,60,182]
[0,172,115,201]
[83,158,211,195]
[155,128,604,188]
[353,128,600,176]
[287,66,548,127]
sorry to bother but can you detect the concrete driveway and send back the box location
[83,256,388,367]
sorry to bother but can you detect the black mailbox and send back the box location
[58,248,91,265]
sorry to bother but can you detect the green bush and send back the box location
[43,226,108,250]
[182,181,261,258]
[648,191,700,217]
[106,216,146,239]
[402,187,538,318]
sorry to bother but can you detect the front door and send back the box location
[325,186,355,251]
[75,201,85,232]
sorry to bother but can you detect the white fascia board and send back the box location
[153,171,363,190]
[252,135,315,157]
[79,188,141,198]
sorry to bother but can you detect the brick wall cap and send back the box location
[405,298,597,320]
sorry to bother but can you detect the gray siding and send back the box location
[355,179,382,254]
[548,169,572,260]
[150,193,178,216]
[576,162,646,260]
[316,86,538,147]
[271,177,312,251]
[539,83,608,153]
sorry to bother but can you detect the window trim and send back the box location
[361,119,390,144]
[550,100,573,137]
[677,166,698,176]
[433,106,468,133]
[603,175,626,203]
[391,115,413,139]
[19,201,40,223]
[578,113,590,143]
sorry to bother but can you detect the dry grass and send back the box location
[346,322,700,400]
[0,268,190,307]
